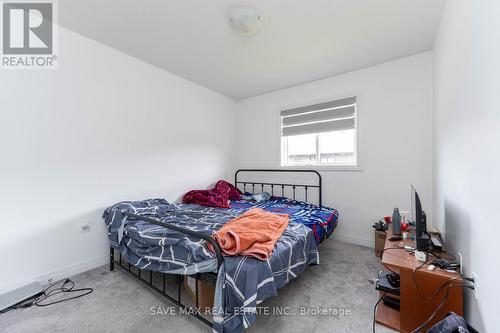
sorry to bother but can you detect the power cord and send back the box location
[380,246,414,274]
[372,295,384,333]
[410,284,474,333]
[0,278,93,314]
[409,259,475,333]
[379,246,408,260]
[33,278,93,307]
[411,259,466,301]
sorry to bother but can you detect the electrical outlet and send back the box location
[472,272,479,299]
[458,252,463,275]
[80,224,90,233]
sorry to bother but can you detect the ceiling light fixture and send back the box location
[228,7,263,37]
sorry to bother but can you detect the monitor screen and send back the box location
[410,185,416,225]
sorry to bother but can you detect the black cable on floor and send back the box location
[0,278,93,314]
[33,278,93,307]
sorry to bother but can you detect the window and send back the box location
[281,97,357,167]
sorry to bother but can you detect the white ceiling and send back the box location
[59,0,445,100]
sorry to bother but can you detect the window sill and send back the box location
[279,165,363,172]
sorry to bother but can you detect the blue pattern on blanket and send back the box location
[230,196,338,244]
[103,199,319,333]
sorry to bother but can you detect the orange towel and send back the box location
[210,208,289,260]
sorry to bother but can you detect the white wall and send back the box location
[0,27,235,294]
[234,52,433,247]
[433,1,500,331]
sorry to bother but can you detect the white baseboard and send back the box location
[36,254,109,285]
[334,233,374,248]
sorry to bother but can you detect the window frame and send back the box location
[278,94,361,171]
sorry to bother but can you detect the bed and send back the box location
[104,169,338,333]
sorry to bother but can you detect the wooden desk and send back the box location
[376,228,463,332]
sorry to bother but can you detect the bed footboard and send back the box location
[112,212,223,271]
[109,212,222,328]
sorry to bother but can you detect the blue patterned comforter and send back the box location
[103,199,319,333]
[230,196,338,244]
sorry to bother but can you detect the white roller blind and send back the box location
[281,97,356,137]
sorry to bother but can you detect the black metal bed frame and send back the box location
[109,169,322,328]
[234,169,322,206]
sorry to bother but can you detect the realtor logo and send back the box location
[1,0,57,68]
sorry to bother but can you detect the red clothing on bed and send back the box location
[182,180,242,208]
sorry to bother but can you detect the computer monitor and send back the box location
[412,185,429,250]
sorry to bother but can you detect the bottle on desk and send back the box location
[392,208,401,235]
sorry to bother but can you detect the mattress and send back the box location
[103,199,319,333]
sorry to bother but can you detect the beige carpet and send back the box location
[0,240,396,333]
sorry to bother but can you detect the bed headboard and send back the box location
[234,169,322,206]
